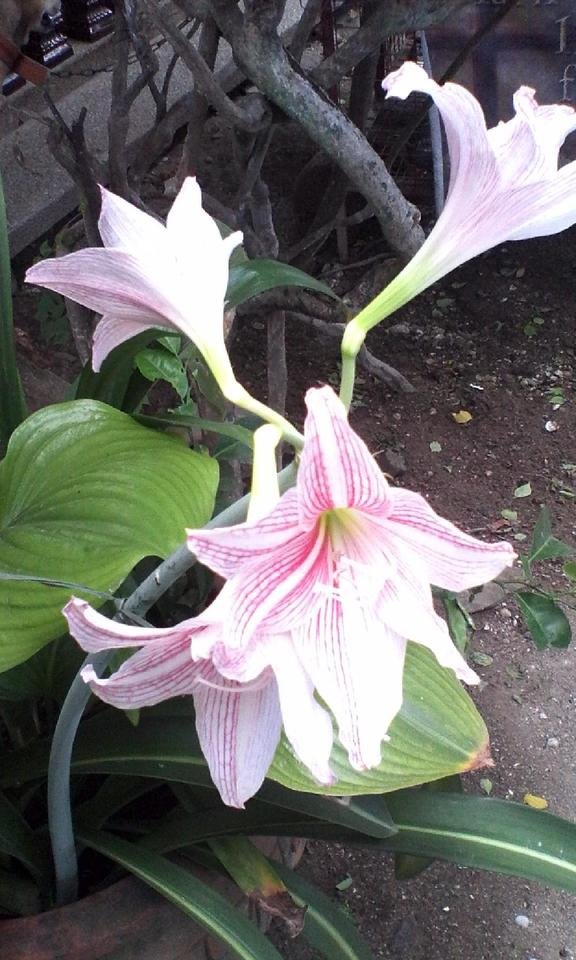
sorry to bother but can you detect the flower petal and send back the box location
[186,489,301,579]
[382,488,515,591]
[298,386,390,522]
[92,315,164,371]
[294,594,405,770]
[26,249,182,329]
[98,186,166,255]
[63,597,195,651]
[266,635,335,785]
[81,639,214,709]
[194,676,282,808]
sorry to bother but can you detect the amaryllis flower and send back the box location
[344,61,576,341]
[26,177,242,392]
[63,596,334,808]
[187,386,516,770]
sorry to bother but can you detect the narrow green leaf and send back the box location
[227,260,340,308]
[382,792,576,892]
[78,828,285,960]
[0,168,27,449]
[394,775,462,880]
[138,413,255,453]
[0,867,41,916]
[0,634,83,702]
[516,592,572,650]
[77,776,160,829]
[0,400,218,671]
[564,560,576,583]
[0,791,49,881]
[74,328,168,409]
[273,862,375,960]
[208,836,286,898]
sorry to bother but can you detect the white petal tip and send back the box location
[80,665,98,685]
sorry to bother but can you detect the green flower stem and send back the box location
[225,381,304,450]
[0,168,27,451]
[48,461,298,905]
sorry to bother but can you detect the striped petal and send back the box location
[98,186,166,255]
[298,386,390,523]
[382,488,515,592]
[294,594,406,771]
[194,677,282,808]
[186,490,301,579]
[81,640,215,709]
[63,597,198,652]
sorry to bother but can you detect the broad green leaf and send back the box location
[0,791,49,881]
[0,170,27,451]
[269,644,489,794]
[527,506,573,567]
[516,592,572,650]
[0,400,218,671]
[273,862,375,960]
[78,828,285,960]
[135,348,189,401]
[382,791,576,892]
[0,635,83,702]
[227,260,339,308]
[565,560,576,583]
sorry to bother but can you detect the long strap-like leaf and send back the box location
[383,791,576,891]
[0,790,49,881]
[0,167,27,451]
[78,827,285,960]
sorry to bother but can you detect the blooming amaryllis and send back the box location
[187,386,516,770]
[63,596,334,809]
[343,61,576,349]
[26,177,242,393]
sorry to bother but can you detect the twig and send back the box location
[178,15,220,181]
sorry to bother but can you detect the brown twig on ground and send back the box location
[177,14,220,181]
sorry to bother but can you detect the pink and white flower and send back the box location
[63,596,334,809]
[187,386,516,770]
[26,178,241,391]
[344,62,576,340]
[63,386,514,805]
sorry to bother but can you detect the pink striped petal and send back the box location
[222,526,328,645]
[382,488,515,592]
[294,595,405,770]
[186,490,301,579]
[92,315,163,371]
[81,640,214,709]
[98,186,166,254]
[298,386,389,523]
[194,677,281,808]
[63,597,196,651]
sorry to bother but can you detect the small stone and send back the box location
[539,711,548,720]
[500,607,512,619]
[515,914,530,928]
[546,736,560,748]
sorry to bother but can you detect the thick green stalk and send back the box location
[0,169,27,451]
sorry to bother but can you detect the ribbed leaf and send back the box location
[227,260,339,308]
[0,400,218,671]
[0,791,49,881]
[382,791,576,891]
[273,862,375,960]
[394,775,462,880]
[78,828,285,960]
[269,644,489,794]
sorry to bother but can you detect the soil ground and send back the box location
[12,108,576,959]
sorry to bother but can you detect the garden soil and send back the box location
[12,115,576,960]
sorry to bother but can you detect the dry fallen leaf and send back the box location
[452,410,473,425]
[523,793,549,810]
